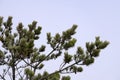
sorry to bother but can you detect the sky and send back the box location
[0,0,120,80]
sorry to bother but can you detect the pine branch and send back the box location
[34,43,60,71]
[39,60,82,80]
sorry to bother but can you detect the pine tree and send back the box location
[0,16,109,80]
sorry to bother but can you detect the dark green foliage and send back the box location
[0,16,109,80]
[62,76,70,80]
[92,49,100,57]
[63,38,76,50]
[64,52,72,63]
[77,67,83,72]
[39,45,46,52]
[25,68,35,77]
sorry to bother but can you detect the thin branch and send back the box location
[33,48,56,72]
[37,42,60,64]
[23,43,59,73]
[15,59,21,66]
[8,71,12,80]
[39,60,82,80]
[3,67,10,78]
[59,62,66,70]
[61,71,75,74]
[34,47,56,69]
[0,74,6,80]
[16,66,23,80]
[23,59,35,68]
[16,64,28,69]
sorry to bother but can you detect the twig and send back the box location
[59,62,66,70]
[23,59,35,68]
[16,66,23,80]
[0,74,6,80]
[39,60,82,80]
[3,67,10,78]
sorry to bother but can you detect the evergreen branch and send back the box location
[39,60,82,80]
[34,43,60,71]
[33,48,56,72]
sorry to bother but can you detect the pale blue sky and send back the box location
[0,0,120,80]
